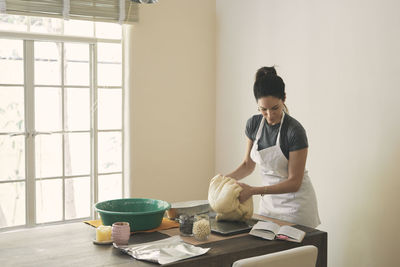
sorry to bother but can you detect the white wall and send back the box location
[127,0,216,202]
[216,0,400,266]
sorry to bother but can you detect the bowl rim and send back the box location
[94,198,171,215]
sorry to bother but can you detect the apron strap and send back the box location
[254,111,286,146]
[255,117,265,143]
[275,112,286,145]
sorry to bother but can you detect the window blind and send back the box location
[1,0,138,24]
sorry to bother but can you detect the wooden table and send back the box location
[0,220,327,267]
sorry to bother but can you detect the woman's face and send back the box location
[257,96,284,125]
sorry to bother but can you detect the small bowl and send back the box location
[94,198,170,231]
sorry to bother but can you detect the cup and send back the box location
[112,222,131,245]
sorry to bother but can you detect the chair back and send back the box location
[232,245,318,267]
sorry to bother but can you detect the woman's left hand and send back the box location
[236,182,254,203]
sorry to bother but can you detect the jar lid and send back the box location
[179,214,188,219]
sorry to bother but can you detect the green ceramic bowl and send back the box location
[94,198,171,231]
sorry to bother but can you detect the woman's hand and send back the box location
[236,182,254,203]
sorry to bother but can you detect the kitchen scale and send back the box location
[209,212,258,236]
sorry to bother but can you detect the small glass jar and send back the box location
[179,214,194,236]
[192,214,211,241]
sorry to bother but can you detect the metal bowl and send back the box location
[166,200,210,219]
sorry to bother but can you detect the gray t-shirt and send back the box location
[245,113,308,160]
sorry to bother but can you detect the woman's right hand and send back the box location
[236,182,254,203]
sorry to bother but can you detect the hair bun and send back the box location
[255,66,277,81]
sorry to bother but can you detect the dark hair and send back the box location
[253,66,285,101]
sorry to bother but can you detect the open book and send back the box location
[249,220,306,243]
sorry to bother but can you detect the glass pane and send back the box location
[35,87,62,131]
[65,133,90,176]
[0,136,25,181]
[65,88,90,131]
[65,177,90,220]
[64,19,94,37]
[97,43,122,86]
[98,43,122,63]
[64,43,89,86]
[98,174,122,202]
[0,86,24,132]
[30,17,62,34]
[0,39,24,84]
[95,22,121,39]
[0,14,28,32]
[98,89,122,130]
[98,132,122,173]
[35,42,62,85]
[0,182,25,228]
[97,63,122,86]
[35,134,62,178]
[36,179,62,223]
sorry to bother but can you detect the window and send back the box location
[0,14,124,230]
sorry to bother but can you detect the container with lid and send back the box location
[192,214,211,241]
[179,214,194,236]
[166,200,209,220]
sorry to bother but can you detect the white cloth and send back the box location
[208,174,253,221]
[250,112,320,228]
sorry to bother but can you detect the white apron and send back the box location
[250,112,321,228]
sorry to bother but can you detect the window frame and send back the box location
[0,23,125,231]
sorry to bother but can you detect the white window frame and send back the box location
[0,28,126,231]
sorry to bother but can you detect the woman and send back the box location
[226,66,320,228]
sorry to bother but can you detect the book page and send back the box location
[252,221,280,235]
[249,228,275,240]
[276,225,305,242]
[249,220,280,240]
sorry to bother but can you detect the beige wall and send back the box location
[216,0,400,266]
[127,0,216,202]
[126,0,400,265]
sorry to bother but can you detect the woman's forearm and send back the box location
[251,176,302,195]
[227,138,255,181]
[251,149,307,195]
[226,161,255,180]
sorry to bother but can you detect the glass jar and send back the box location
[179,214,194,236]
[192,214,211,241]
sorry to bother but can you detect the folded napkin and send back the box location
[84,217,179,233]
[208,174,253,221]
